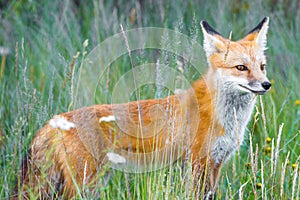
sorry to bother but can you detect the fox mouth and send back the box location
[238,84,267,95]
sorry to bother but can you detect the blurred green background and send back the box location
[0,0,299,199]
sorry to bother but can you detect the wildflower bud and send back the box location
[266,137,272,143]
[245,162,251,169]
[292,164,298,170]
[264,146,271,153]
[83,39,89,48]
[73,51,80,59]
[256,183,262,189]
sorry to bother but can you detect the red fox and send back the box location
[15,17,271,199]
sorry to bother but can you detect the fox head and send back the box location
[200,17,271,95]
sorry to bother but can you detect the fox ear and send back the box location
[243,17,269,50]
[200,21,226,57]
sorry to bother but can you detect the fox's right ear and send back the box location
[243,17,269,50]
[200,21,226,57]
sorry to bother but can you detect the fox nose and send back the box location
[261,81,272,90]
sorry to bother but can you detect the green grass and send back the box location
[0,0,299,199]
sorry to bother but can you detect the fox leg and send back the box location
[192,157,210,199]
[203,160,222,200]
[192,157,222,200]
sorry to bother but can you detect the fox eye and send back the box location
[235,65,248,71]
[261,64,266,71]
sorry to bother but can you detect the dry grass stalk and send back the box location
[259,96,267,134]
[29,66,34,82]
[0,56,6,82]
[238,180,249,200]
[15,42,18,79]
[254,144,259,199]
[270,138,275,196]
[280,152,289,198]
[233,107,241,157]
[28,89,36,120]
[224,31,232,62]
[249,135,260,199]
[260,160,265,199]
[274,124,284,175]
[120,24,131,57]
[292,161,299,200]
[82,160,87,189]
[105,64,110,93]
[63,51,80,89]
[120,24,144,134]
[225,174,233,200]
[0,128,4,149]
[124,173,132,200]
[40,73,45,93]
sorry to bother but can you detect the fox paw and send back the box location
[203,191,214,200]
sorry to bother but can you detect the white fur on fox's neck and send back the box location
[207,69,256,165]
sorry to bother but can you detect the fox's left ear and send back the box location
[243,17,269,50]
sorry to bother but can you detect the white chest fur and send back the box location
[210,82,256,166]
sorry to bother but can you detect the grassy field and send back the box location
[0,0,299,199]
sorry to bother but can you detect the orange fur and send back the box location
[16,79,220,199]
